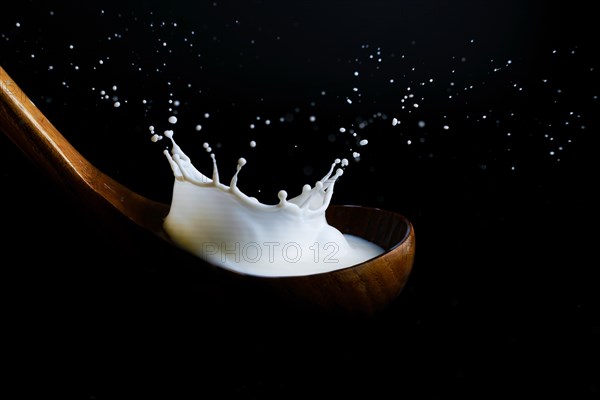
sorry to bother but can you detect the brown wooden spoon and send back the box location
[0,65,415,317]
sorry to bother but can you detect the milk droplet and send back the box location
[249,140,257,148]
[113,101,121,108]
[277,190,288,204]
[392,118,399,126]
[359,139,368,146]
[151,134,161,142]
[309,116,316,122]
[168,116,178,124]
[339,127,346,133]
[164,130,174,138]
[418,121,426,128]
[195,125,202,131]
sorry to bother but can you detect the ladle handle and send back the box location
[0,66,167,232]
[0,67,105,193]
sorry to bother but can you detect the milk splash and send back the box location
[162,131,384,277]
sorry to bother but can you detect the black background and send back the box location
[1,1,598,398]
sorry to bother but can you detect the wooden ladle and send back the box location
[0,66,415,317]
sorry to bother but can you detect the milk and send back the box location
[162,132,384,277]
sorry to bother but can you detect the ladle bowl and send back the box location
[0,66,415,317]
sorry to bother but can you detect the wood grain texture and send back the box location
[1,65,415,317]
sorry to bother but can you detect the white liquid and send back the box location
[162,134,384,277]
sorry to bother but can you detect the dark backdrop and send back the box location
[1,1,597,398]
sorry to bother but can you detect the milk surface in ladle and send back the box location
[161,131,384,277]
